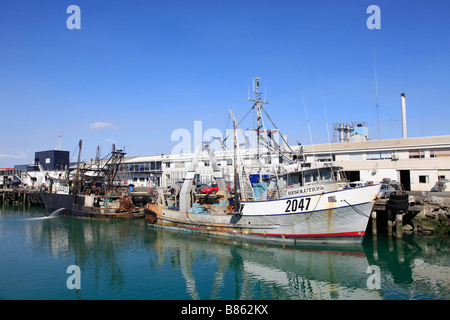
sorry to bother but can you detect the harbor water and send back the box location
[0,204,449,300]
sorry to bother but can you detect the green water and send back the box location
[0,204,449,300]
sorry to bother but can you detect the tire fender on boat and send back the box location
[144,209,157,224]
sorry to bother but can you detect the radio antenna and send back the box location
[301,90,315,158]
[374,52,380,140]
[322,91,333,161]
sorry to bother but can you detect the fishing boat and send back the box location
[145,78,381,244]
[42,141,146,219]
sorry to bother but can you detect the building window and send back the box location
[315,154,334,162]
[380,151,393,159]
[366,151,392,160]
[430,148,450,158]
[366,152,379,160]
[409,150,425,159]
[175,161,185,168]
[349,153,363,161]
[419,175,429,183]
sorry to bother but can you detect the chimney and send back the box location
[338,123,345,143]
[401,93,407,138]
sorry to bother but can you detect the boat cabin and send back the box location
[271,164,347,197]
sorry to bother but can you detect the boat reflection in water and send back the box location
[14,205,449,300]
[149,229,381,300]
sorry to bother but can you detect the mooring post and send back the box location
[396,213,403,240]
[387,209,393,238]
[371,211,377,235]
[387,221,393,238]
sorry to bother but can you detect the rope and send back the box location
[342,199,370,218]
[305,192,323,221]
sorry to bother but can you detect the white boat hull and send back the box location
[145,184,381,244]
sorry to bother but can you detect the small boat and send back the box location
[145,78,381,244]
[42,142,146,219]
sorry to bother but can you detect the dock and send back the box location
[0,187,156,208]
[371,191,450,238]
[2,187,449,238]
[0,188,44,206]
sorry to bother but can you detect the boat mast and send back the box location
[233,121,239,210]
[75,139,82,196]
[249,77,268,176]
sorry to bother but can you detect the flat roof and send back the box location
[299,135,450,154]
[121,135,450,162]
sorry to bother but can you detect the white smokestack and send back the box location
[401,93,407,138]
[338,123,345,143]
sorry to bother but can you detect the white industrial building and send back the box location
[299,135,450,192]
[117,135,450,192]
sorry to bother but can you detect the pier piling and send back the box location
[0,188,44,206]
[371,211,377,235]
[396,213,403,239]
[387,219,393,238]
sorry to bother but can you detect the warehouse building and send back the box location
[120,135,450,192]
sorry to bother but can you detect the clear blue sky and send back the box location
[1,0,449,167]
